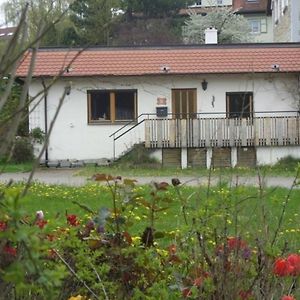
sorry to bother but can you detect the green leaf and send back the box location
[154,231,165,239]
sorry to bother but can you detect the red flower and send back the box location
[281,295,296,300]
[35,219,48,229]
[274,254,300,277]
[274,258,293,277]
[67,214,80,226]
[227,237,247,251]
[0,221,7,232]
[3,245,17,257]
[287,254,300,276]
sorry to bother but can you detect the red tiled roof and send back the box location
[16,44,300,77]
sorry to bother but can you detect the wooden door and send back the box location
[172,89,197,119]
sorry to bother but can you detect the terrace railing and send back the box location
[144,112,300,148]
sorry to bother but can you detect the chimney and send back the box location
[205,27,218,44]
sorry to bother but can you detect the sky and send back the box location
[0,0,6,26]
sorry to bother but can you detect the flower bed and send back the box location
[0,176,299,299]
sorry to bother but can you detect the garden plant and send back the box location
[0,168,299,299]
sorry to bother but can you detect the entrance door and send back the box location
[172,89,197,119]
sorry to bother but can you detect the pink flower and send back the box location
[36,210,44,220]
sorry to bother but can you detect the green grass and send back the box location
[0,161,33,173]
[4,182,299,249]
[77,160,300,178]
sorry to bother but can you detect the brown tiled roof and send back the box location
[17,44,300,77]
[233,0,269,13]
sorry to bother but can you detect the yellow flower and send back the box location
[68,295,83,300]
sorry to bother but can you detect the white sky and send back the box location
[0,0,6,26]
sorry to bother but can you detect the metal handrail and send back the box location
[109,113,156,138]
[110,113,156,160]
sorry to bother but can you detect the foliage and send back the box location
[0,80,27,138]
[4,0,75,46]
[0,187,66,299]
[29,127,45,144]
[114,143,160,167]
[69,0,120,45]
[121,0,194,18]
[182,7,252,44]
[0,173,299,299]
[111,17,184,46]
[10,137,34,163]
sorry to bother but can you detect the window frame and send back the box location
[249,19,261,34]
[226,92,253,119]
[87,89,137,124]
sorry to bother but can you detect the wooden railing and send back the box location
[144,116,300,148]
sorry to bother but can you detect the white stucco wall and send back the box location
[28,73,299,162]
[245,15,273,43]
[257,146,300,165]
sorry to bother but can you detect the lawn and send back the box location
[6,181,299,248]
[1,180,299,299]
[77,156,300,178]
[0,161,33,173]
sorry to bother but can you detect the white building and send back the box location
[17,43,300,168]
[272,0,300,42]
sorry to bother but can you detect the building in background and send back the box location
[272,0,300,42]
[233,0,273,42]
[183,0,272,42]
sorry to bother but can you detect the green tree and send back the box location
[112,0,194,45]
[121,0,193,18]
[3,0,75,46]
[69,0,120,45]
[182,7,252,44]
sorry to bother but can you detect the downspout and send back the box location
[41,78,48,166]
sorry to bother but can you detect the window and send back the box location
[217,0,223,4]
[249,20,261,33]
[226,92,253,119]
[248,18,267,34]
[88,90,137,123]
[172,89,197,119]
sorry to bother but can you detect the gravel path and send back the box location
[0,169,297,189]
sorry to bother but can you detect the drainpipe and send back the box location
[41,78,48,166]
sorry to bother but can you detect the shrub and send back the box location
[11,137,34,163]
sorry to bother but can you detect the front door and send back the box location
[172,89,197,119]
